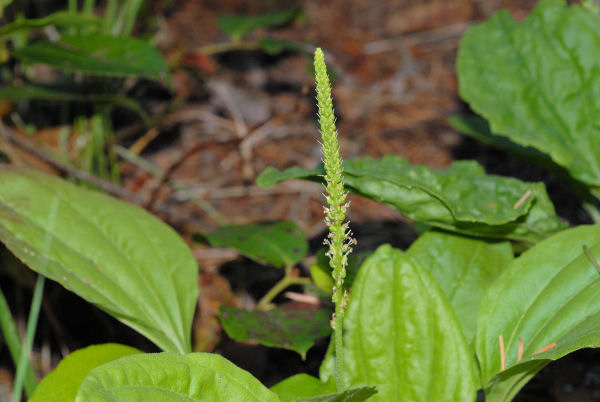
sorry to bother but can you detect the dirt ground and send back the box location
[1,0,598,401]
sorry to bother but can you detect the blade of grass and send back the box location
[11,196,59,401]
[0,287,37,396]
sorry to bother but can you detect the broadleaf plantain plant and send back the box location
[2,2,600,400]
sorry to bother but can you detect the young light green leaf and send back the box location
[0,167,198,353]
[476,224,600,400]
[205,221,307,268]
[11,33,169,81]
[75,352,278,402]
[407,230,513,343]
[299,387,377,402]
[271,374,336,402]
[457,0,600,189]
[218,7,302,41]
[320,245,478,401]
[258,156,566,244]
[310,249,371,293]
[219,306,331,359]
[271,375,376,402]
[0,11,101,37]
[30,343,141,402]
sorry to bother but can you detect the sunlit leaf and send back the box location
[76,353,278,402]
[407,230,513,343]
[476,224,600,401]
[0,167,198,353]
[30,343,141,402]
[320,245,478,401]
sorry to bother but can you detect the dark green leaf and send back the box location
[205,221,307,268]
[0,11,102,37]
[30,343,141,402]
[218,7,302,41]
[320,245,478,401]
[476,224,600,400]
[76,352,278,401]
[12,33,169,81]
[0,167,198,353]
[0,85,149,121]
[447,115,552,165]
[457,0,600,188]
[258,156,566,243]
[407,230,513,343]
[299,387,377,402]
[219,306,331,359]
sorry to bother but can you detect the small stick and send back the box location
[533,343,557,355]
[283,291,320,305]
[513,189,532,209]
[499,334,506,371]
[517,337,524,362]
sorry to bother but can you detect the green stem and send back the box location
[0,287,37,397]
[11,275,44,402]
[256,265,311,311]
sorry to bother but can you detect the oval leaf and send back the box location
[407,230,513,342]
[271,374,375,402]
[75,352,278,402]
[258,156,565,244]
[271,374,336,402]
[12,33,169,81]
[205,221,307,268]
[0,167,198,353]
[30,343,141,402]
[476,224,600,400]
[0,11,101,37]
[320,245,478,401]
[219,306,330,359]
[457,0,600,188]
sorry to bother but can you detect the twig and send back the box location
[0,123,208,231]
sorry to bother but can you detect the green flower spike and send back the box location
[314,47,355,391]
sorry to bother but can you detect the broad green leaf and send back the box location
[407,231,513,342]
[218,7,302,41]
[258,156,566,244]
[320,245,478,401]
[0,167,198,353]
[457,0,600,189]
[30,343,141,402]
[219,306,331,359]
[476,224,600,400]
[205,221,307,268]
[12,33,169,81]
[0,12,101,37]
[75,352,278,402]
[271,374,336,402]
